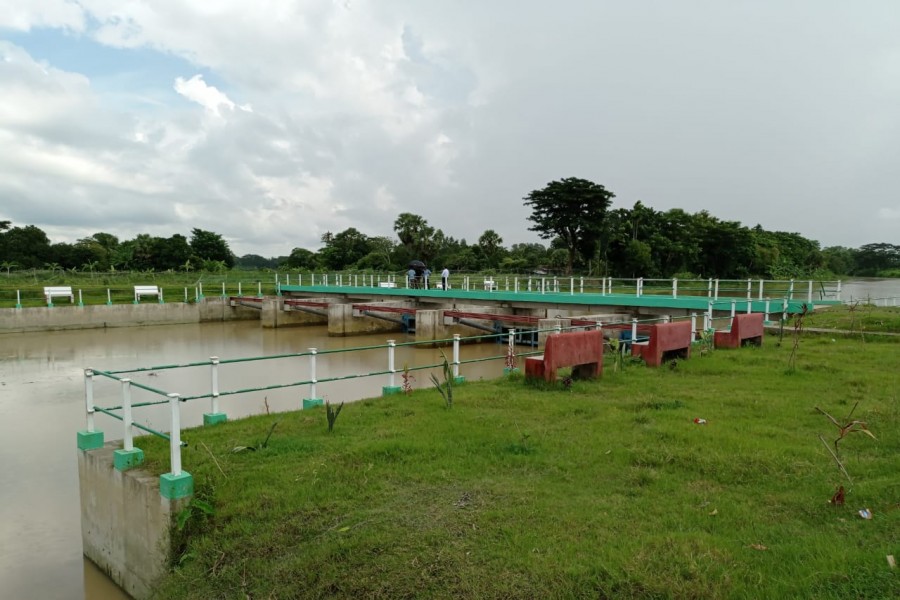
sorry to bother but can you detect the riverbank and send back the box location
[134,331,899,599]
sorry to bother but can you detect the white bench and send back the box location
[378,282,397,288]
[134,285,162,303]
[44,286,74,305]
[484,278,498,291]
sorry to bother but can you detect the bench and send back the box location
[631,321,692,367]
[378,282,397,288]
[484,278,498,291]
[44,286,74,305]
[134,285,162,303]
[525,329,604,382]
[714,313,764,349]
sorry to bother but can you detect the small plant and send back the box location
[816,401,876,484]
[787,304,808,372]
[698,328,715,356]
[561,375,573,390]
[429,351,454,408]
[505,340,517,371]
[609,337,625,372]
[401,364,415,395]
[232,420,279,453]
[326,400,344,432]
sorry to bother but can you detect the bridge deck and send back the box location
[279,285,839,314]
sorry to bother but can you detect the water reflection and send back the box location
[0,321,508,599]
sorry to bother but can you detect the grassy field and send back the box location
[133,326,900,599]
[804,304,900,335]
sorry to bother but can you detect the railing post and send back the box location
[257,281,262,298]
[383,341,401,395]
[672,278,678,299]
[198,282,204,299]
[730,299,736,318]
[541,278,546,294]
[514,278,519,293]
[159,393,193,500]
[238,282,243,296]
[714,279,719,300]
[764,299,771,322]
[222,282,227,298]
[77,369,104,450]
[608,277,613,295]
[504,328,517,374]
[837,280,842,301]
[782,298,788,322]
[601,277,606,295]
[788,279,795,300]
[527,277,532,292]
[631,318,638,343]
[570,277,574,295]
[758,279,764,300]
[203,357,227,425]
[580,277,584,294]
[807,280,813,303]
[113,379,145,470]
[16,289,22,309]
[705,301,713,331]
[78,289,84,307]
[707,278,712,298]
[746,279,752,300]
[303,349,324,408]
[690,312,697,339]
[451,334,462,382]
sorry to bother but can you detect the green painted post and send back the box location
[382,340,402,396]
[203,357,227,425]
[113,379,145,471]
[161,393,193,500]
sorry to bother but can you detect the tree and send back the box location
[283,248,319,270]
[393,212,437,262]
[523,178,615,274]
[190,228,235,268]
[320,227,373,270]
[477,229,505,269]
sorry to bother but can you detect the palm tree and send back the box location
[81,260,99,279]
[0,260,17,277]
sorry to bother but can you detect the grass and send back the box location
[133,331,900,599]
[803,305,900,335]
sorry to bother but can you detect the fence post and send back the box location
[159,393,193,500]
[707,278,712,298]
[383,341,401,395]
[580,277,584,294]
[758,279,764,300]
[730,300,736,318]
[541,278,546,294]
[788,279,794,300]
[113,379,144,470]
[515,277,519,293]
[705,301,713,331]
[528,277,532,292]
[76,369,104,450]
[837,280,842,301]
[691,312,697,339]
[807,280,813,303]
[198,282,204,299]
[77,289,84,307]
[222,282,227,298]
[570,277,574,295]
[204,357,227,424]
[714,279,719,300]
[452,334,464,383]
[303,349,325,408]
[105,288,111,305]
[257,281,262,298]
[672,278,678,299]
[631,318,638,344]
[764,299,771,322]
[636,278,643,297]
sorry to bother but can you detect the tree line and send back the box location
[2,178,898,279]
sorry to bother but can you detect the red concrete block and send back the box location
[525,329,604,382]
[631,321,692,367]
[714,313,764,349]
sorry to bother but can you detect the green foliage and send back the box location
[326,401,344,432]
[524,177,615,274]
[429,352,454,408]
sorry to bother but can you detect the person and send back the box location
[407,267,417,288]
[441,267,450,290]
[423,268,431,289]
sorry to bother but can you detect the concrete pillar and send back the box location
[79,442,189,599]
[415,310,444,343]
[537,318,571,347]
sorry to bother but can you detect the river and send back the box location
[0,321,507,599]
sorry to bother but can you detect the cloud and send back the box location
[174,74,251,116]
[0,0,85,32]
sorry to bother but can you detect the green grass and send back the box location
[135,332,900,599]
[804,305,900,335]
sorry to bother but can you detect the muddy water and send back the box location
[0,322,508,599]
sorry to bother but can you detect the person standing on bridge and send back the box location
[407,267,417,289]
[423,267,431,289]
[441,267,450,290]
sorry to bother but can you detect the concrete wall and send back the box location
[79,443,188,599]
[327,303,407,336]
[260,297,329,328]
[0,298,259,334]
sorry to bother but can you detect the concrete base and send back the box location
[453,376,466,385]
[77,430,105,451]
[503,368,519,376]
[160,472,194,500]
[203,412,228,425]
[113,448,144,471]
[79,442,190,599]
[382,386,402,396]
[302,398,324,409]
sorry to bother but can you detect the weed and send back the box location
[787,303,808,372]
[429,351,454,408]
[401,364,415,395]
[326,400,344,432]
[232,420,279,453]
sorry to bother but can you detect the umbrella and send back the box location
[408,260,426,269]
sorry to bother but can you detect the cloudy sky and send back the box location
[1,1,898,258]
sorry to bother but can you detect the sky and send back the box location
[1,1,899,258]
